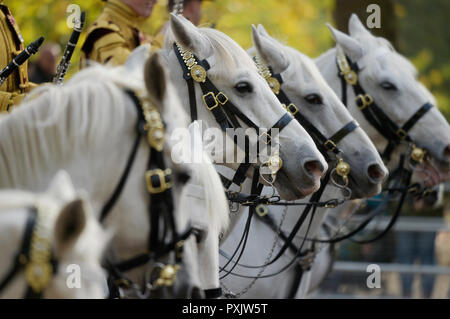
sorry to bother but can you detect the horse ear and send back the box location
[348,13,372,37]
[169,13,212,57]
[144,52,167,110]
[47,170,76,202]
[257,24,270,37]
[252,25,289,73]
[54,199,87,256]
[125,44,150,73]
[327,23,363,62]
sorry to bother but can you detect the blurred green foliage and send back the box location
[4,0,449,120]
[396,0,450,120]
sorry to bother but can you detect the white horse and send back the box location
[0,171,108,299]
[0,48,229,298]
[160,14,328,201]
[316,14,450,184]
[305,14,450,296]
[219,25,387,299]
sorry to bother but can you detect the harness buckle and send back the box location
[216,92,229,105]
[286,103,299,116]
[355,94,373,110]
[259,131,272,145]
[203,92,219,111]
[324,140,337,152]
[145,168,172,194]
[396,128,407,140]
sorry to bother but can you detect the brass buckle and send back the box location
[216,92,229,105]
[355,94,373,110]
[397,128,407,140]
[324,140,337,152]
[287,103,299,116]
[203,92,218,111]
[145,168,172,194]
[260,131,272,145]
[256,204,268,217]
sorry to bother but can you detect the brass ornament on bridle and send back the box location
[138,92,166,152]
[176,44,207,83]
[25,204,54,293]
[411,144,426,163]
[267,151,283,175]
[335,157,350,186]
[336,46,358,86]
[254,55,281,94]
[154,264,180,288]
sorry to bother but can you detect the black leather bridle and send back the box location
[217,55,359,288]
[253,56,360,163]
[99,89,195,298]
[173,43,293,193]
[336,48,432,163]
[282,48,433,247]
[0,207,58,299]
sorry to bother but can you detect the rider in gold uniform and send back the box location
[0,1,36,113]
[80,0,158,68]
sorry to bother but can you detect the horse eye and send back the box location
[380,81,397,91]
[192,228,205,243]
[177,172,191,185]
[304,94,323,105]
[235,81,253,94]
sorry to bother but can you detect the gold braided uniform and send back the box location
[150,26,166,52]
[80,0,147,68]
[0,2,35,113]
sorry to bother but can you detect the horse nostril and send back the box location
[368,164,386,182]
[304,160,324,178]
[190,287,205,299]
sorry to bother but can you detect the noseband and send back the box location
[100,90,194,298]
[0,206,58,299]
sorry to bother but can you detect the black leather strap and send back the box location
[100,90,146,223]
[204,287,223,299]
[401,102,433,133]
[269,69,357,159]
[0,208,37,296]
[328,121,359,146]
